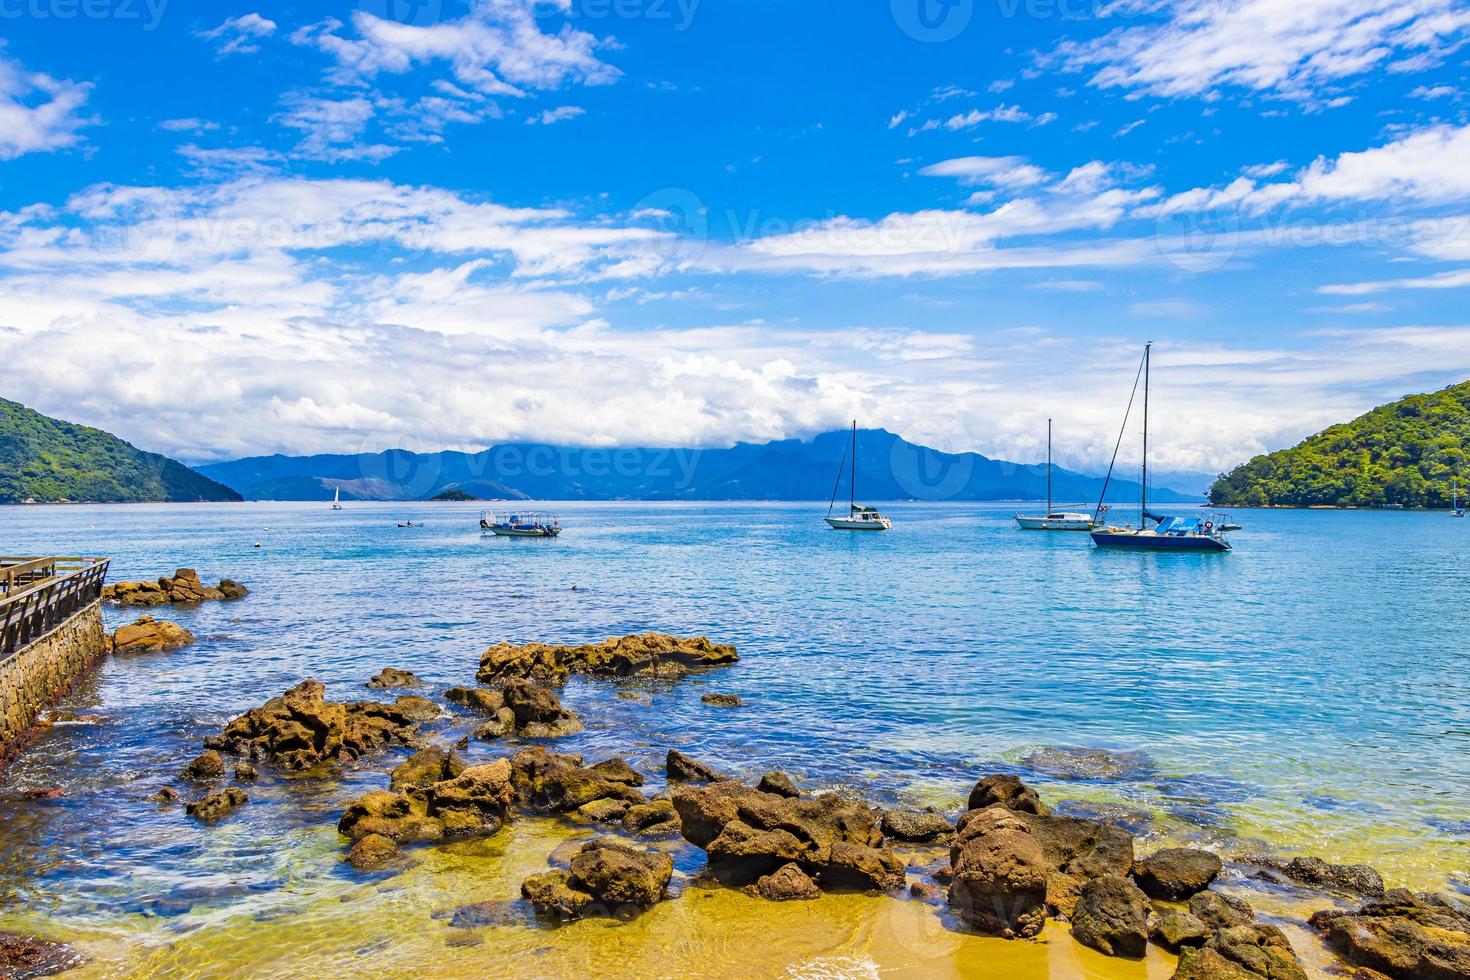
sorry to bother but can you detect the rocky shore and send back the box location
[123,631,1470,980]
[102,568,247,606]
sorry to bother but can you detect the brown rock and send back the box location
[346,833,399,871]
[1153,911,1213,952]
[148,786,179,804]
[881,809,954,843]
[756,863,821,901]
[393,695,442,722]
[110,616,195,654]
[522,871,594,919]
[701,693,742,707]
[390,747,466,792]
[232,762,259,782]
[186,788,247,823]
[0,932,85,978]
[1070,874,1151,958]
[501,678,583,738]
[203,679,418,771]
[967,774,1050,815]
[472,708,518,741]
[589,758,644,786]
[1189,890,1256,929]
[757,771,801,798]
[948,825,1050,937]
[1310,889,1470,980]
[622,799,681,836]
[667,749,725,783]
[1135,847,1223,900]
[444,687,504,713]
[568,836,674,909]
[181,749,225,782]
[478,632,738,684]
[577,798,631,824]
[1174,924,1307,980]
[367,668,423,690]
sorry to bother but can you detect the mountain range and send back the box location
[196,428,1194,505]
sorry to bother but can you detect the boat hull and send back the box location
[1090,530,1230,552]
[488,526,560,538]
[1015,516,1094,531]
[825,517,891,531]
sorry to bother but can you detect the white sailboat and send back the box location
[1454,480,1465,517]
[824,421,892,531]
[1015,419,1096,531]
[331,486,343,511]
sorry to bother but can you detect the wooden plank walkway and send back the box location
[0,558,110,661]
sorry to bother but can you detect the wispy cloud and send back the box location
[0,50,92,160]
[198,12,278,56]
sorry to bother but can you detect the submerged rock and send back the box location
[522,837,674,920]
[148,786,179,805]
[672,779,902,891]
[109,616,195,654]
[667,749,725,783]
[1310,888,1470,980]
[232,763,259,783]
[1070,875,1151,958]
[478,633,738,684]
[754,863,821,902]
[1174,924,1307,980]
[393,695,442,722]
[701,693,742,707]
[0,931,85,978]
[346,833,399,871]
[1250,854,1386,898]
[1134,847,1223,900]
[204,680,418,771]
[501,678,582,737]
[1020,746,1154,781]
[103,568,246,606]
[367,668,423,690]
[186,788,247,823]
[881,809,954,843]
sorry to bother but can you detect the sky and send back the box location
[0,0,1468,477]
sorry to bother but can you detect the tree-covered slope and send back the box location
[1209,381,1470,508]
[0,397,241,504]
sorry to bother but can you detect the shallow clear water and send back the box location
[1,501,1466,975]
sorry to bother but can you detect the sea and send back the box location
[1,501,1466,978]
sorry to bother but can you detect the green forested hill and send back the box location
[0,398,241,504]
[1209,381,1470,508]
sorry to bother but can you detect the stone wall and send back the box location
[0,601,106,766]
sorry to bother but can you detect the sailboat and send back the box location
[1454,480,1465,517]
[1090,344,1232,552]
[331,486,343,511]
[824,421,893,531]
[1015,419,1096,530]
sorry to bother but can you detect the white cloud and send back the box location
[1409,84,1458,98]
[1318,267,1470,294]
[526,105,585,125]
[919,156,1050,188]
[199,12,278,56]
[159,118,219,133]
[1054,0,1470,101]
[0,51,92,160]
[276,95,397,162]
[944,105,1031,130]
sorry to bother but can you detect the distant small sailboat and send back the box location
[1090,343,1232,553]
[1454,480,1465,517]
[398,521,423,528]
[331,487,343,511]
[825,421,892,531]
[1015,419,1096,531]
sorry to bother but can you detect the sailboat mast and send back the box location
[849,420,857,511]
[1046,419,1052,515]
[1141,342,1151,526]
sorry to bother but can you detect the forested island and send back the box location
[1210,381,1469,509]
[0,397,240,504]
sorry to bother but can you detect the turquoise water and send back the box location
[1,500,1468,932]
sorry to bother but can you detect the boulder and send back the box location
[1070,874,1151,958]
[501,678,583,737]
[701,693,742,707]
[881,809,954,843]
[508,747,644,814]
[346,833,399,871]
[426,761,518,837]
[1174,924,1307,980]
[755,863,821,901]
[1135,848,1223,900]
[589,758,644,786]
[1309,888,1470,980]
[967,774,1049,816]
[148,787,179,804]
[233,763,259,782]
[444,687,505,713]
[672,779,900,890]
[478,633,739,684]
[757,771,800,798]
[367,668,423,690]
[390,747,467,792]
[1154,911,1213,952]
[911,881,946,901]
[472,708,518,741]
[667,749,725,783]
[577,798,631,824]
[103,569,244,606]
[181,749,225,782]
[203,679,418,771]
[109,616,195,654]
[0,932,85,978]
[186,788,247,823]
[522,838,674,920]
[1189,890,1256,929]
[1021,746,1154,781]
[1252,855,1385,898]
[339,760,515,847]
[393,695,442,722]
[622,799,681,837]
[948,824,1050,937]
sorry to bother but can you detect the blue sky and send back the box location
[1,0,1468,475]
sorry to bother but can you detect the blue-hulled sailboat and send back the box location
[1090,343,1232,553]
